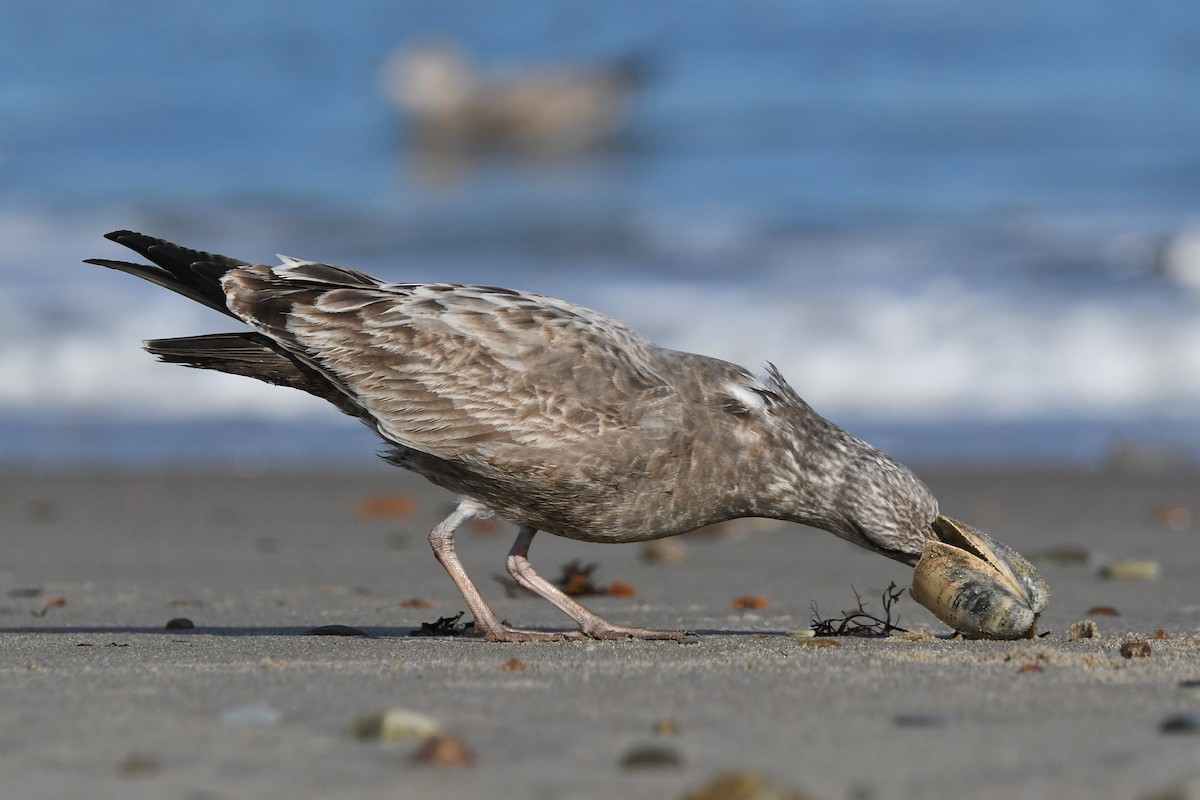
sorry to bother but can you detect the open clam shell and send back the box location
[911,516,1050,640]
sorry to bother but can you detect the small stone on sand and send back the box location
[304,624,368,636]
[349,709,440,742]
[619,744,684,770]
[1100,559,1161,580]
[894,712,955,728]
[1160,713,1200,734]
[412,732,475,766]
[640,539,690,564]
[1119,638,1152,658]
[681,771,814,800]
[219,704,281,726]
[1069,620,1100,640]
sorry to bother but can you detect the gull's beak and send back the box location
[910,516,1050,639]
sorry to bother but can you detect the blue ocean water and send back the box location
[3,1,1200,467]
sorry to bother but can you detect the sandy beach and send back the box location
[1,464,1198,799]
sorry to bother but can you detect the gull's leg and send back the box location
[506,526,687,640]
[428,501,581,642]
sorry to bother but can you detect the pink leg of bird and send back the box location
[428,501,583,642]
[505,526,687,640]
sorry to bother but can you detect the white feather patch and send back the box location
[726,382,767,413]
[276,254,313,269]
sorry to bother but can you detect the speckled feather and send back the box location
[88,231,939,559]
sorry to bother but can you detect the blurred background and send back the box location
[2,0,1200,469]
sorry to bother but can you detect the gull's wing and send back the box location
[221,262,677,460]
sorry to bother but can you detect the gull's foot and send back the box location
[479,624,587,643]
[475,621,690,642]
[582,623,691,641]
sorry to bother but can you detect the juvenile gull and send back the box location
[88,231,944,642]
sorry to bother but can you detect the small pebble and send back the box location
[348,709,440,742]
[606,580,637,598]
[640,539,690,564]
[1154,504,1193,530]
[412,732,475,766]
[117,753,161,777]
[400,598,437,609]
[1087,606,1120,617]
[304,624,368,637]
[37,596,67,617]
[1160,713,1200,734]
[1120,638,1152,658]
[1100,559,1161,581]
[500,657,529,671]
[682,771,813,800]
[1154,629,1172,640]
[355,494,417,519]
[732,595,769,610]
[786,629,816,639]
[1178,680,1200,703]
[1029,546,1091,566]
[893,712,955,728]
[1017,664,1044,674]
[219,703,281,726]
[165,617,194,630]
[619,744,684,770]
[1069,620,1100,640]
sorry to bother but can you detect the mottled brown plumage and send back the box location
[88,230,940,641]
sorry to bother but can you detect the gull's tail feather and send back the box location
[146,332,303,385]
[83,230,246,317]
[145,332,363,418]
[89,231,367,421]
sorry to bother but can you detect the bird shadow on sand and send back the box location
[0,625,390,637]
[0,624,803,640]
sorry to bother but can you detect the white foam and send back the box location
[3,208,1199,427]
[596,278,1200,421]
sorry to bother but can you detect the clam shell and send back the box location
[911,516,1050,640]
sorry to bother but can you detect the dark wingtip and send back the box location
[100,230,168,259]
[86,230,242,317]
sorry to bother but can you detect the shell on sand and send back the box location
[911,516,1050,640]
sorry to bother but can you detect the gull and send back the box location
[88,230,941,642]
[385,42,644,155]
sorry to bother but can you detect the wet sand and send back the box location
[1,465,1198,799]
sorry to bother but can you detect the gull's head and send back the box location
[828,452,1051,639]
[830,447,941,566]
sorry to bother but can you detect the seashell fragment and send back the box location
[348,708,441,742]
[412,732,475,766]
[619,743,685,770]
[1099,559,1161,581]
[1119,637,1152,658]
[911,516,1050,640]
[1068,619,1100,639]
